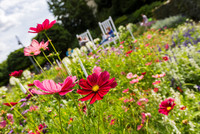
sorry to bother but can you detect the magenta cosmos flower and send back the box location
[77,71,117,104]
[30,39,49,52]
[32,76,77,96]
[158,98,176,115]
[28,19,56,33]
[9,70,23,77]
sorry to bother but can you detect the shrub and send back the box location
[128,1,162,23]
[114,15,128,27]
[151,15,186,30]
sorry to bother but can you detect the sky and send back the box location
[0,0,55,63]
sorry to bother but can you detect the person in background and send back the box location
[77,36,88,47]
[99,27,115,45]
[141,14,148,26]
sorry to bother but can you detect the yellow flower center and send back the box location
[141,124,143,126]
[167,107,172,110]
[92,85,99,92]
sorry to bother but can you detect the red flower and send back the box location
[141,72,146,75]
[9,70,23,77]
[180,106,186,110]
[77,71,117,104]
[177,86,183,93]
[165,44,169,50]
[158,98,176,115]
[28,19,56,33]
[110,119,115,125]
[3,102,18,107]
[120,41,124,44]
[153,88,159,92]
[28,83,34,87]
[125,50,133,55]
[163,56,169,61]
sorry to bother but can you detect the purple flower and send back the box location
[22,109,29,115]
[19,98,27,103]
[20,102,27,108]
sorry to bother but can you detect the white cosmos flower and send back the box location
[9,77,20,86]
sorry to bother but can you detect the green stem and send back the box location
[68,93,86,131]
[44,32,69,74]
[58,97,64,134]
[98,102,101,134]
[33,56,46,76]
[44,32,62,62]
[42,51,54,67]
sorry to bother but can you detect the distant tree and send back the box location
[7,48,32,72]
[0,61,9,86]
[47,0,97,34]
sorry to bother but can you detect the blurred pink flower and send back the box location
[0,120,6,128]
[130,79,139,84]
[147,34,152,39]
[110,119,115,125]
[92,66,102,76]
[29,106,39,112]
[152,80,161,85]
[126,73,133,79]
[122,88,129,93]
[29,19,56,33]
[119,45,124,48]
[32,76,77,96]
[145,62,152,66]
[152,73,166,78]
[137,75,144,80]
[133,40,137,43]
[137,98,149,106]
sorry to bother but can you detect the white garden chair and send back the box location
[98,16,120,47]
[76,29,96,49]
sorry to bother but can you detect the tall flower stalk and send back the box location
[57,96,64,133]
[32,56,46,75]
[42,51,54,67]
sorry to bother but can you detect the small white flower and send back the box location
[9,77,20,86]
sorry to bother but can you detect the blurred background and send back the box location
[0,0,200,86]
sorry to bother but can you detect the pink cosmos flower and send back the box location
[24,46,41,56]
[29,19,56,33]
[120,41,124,44]
[130,79,139,84]
[145,43,149,47]
[7,113,14,124]
[165,44,169,50]
[152,73,166,78]
[119,45,124,48]
[145,62,152,66]
[133,40,137,43]
[154,88,159,92]
[92,66,102,76]
[110,119,115,125]
[30,39,49,52]
[126,73,133,79]
[158,98,176,115]
[77,71,117,104]
[122,88,129,93]
[137,112,151,130]
[32,76,77,96]
[29,106,39,112]
[0,120,6,128]
[147,34,152,39]
[137,98,149,106]
[152,80,161,85]
[137,75,144,80]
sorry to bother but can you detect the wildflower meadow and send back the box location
[0,18,200,134]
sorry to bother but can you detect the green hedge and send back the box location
[128,1,162,23]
